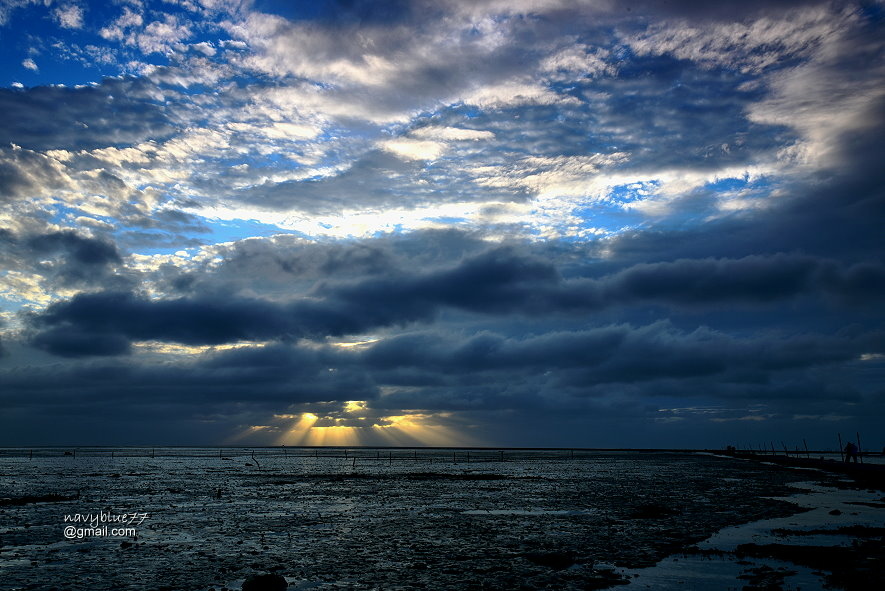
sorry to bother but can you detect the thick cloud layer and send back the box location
[0,0,883,447]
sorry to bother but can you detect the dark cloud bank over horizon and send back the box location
[0,0,883,448]
[8,135,885,445]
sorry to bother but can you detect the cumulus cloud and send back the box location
[52,3,85,29]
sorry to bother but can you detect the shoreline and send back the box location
[618,479,885,590]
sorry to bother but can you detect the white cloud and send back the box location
[624,6,853,74]
[99,6,143,42]
[22,58,37,71]
[53,4,84,29]
[191,41,216,56]
[462,79,579,109]
[410,127,495,142]
[747,38,885,170]
[541,44,615,79]
[137,15,193,54]
[380,138,446,161]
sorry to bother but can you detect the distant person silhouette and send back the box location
[844,441,859,463]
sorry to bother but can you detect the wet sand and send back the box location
[0,450,879,590]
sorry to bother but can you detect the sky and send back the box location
[0,0,883,449]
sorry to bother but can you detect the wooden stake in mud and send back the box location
[781,441,789,456]
[838,433,844,462]
[803,439,810,458]
[857,432,864,464]
[251,450,261,470]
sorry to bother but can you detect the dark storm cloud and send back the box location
[29,291,289,356]
[363,323,884,387]
[25,231,121,266]
[27,245,884,357]
[324,250,885,319]
[0,229,127,289]
[5,321,879,428]
[0,78,174,151]
[0,343,377,416]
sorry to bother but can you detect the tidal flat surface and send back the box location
[0,449,844,590]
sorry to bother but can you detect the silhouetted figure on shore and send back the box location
[844,441,859,463]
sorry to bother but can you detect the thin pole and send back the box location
[838,433,844,462]
[803,439,809,458]
[857,432,864,464]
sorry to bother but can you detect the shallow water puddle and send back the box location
[617,481,885,590]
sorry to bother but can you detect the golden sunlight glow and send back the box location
[274,410,477,447]
[331,338,380,348]
[132,341,271,355]
[344,400,367,413]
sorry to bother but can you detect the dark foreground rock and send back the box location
[242,573,287,591]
